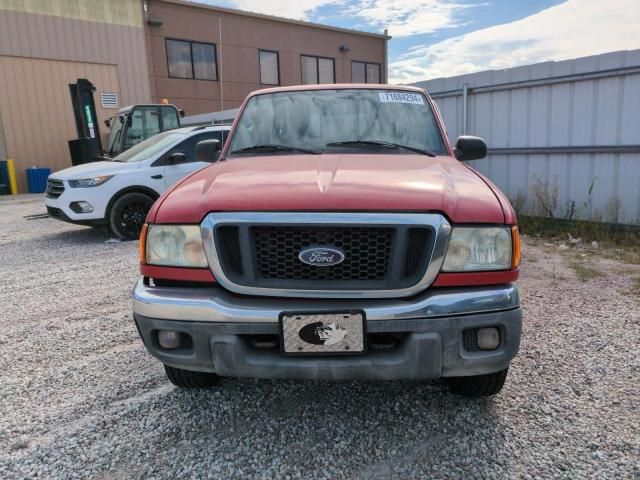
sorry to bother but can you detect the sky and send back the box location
[196,0,640,84]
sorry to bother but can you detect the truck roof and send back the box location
[247,83,427,99]
[117,104,180,114]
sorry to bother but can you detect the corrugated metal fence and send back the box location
[413,49,640,224]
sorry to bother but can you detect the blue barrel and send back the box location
[26,168,52,193]
[0,161,9,195]
[0,161,8,184]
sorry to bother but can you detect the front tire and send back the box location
[164,365,219,388]
[108,192,154,240]
[446,368,509,397]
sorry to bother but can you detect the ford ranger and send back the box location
[133,84,522,397]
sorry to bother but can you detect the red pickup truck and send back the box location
[133,84,521,397]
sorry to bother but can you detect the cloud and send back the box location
[390,0,640,84]
[346,0,471,37]
[215,0,338,20]
[218,0,466,37]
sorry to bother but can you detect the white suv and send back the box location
[45,125,230,239]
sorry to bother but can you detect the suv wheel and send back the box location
[108,192,154,240]
[164,365,219,388]
[446,368,509,397]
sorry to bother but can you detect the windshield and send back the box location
[112,131,186,163]
[106,114,125,155]
[228,89,447,155]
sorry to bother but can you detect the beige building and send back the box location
[0,0,151,191]
[0,0,388,192]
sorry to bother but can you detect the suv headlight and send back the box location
[68,175,114,188]
[144,225,208,267]
[442,227,517,272]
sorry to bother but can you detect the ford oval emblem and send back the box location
[298,247,345,267]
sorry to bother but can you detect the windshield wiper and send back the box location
[230,144,320,155]
[326,140,436,157]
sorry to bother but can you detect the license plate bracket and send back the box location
[279,311,366,355]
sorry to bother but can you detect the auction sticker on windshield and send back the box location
[378,92,425,105]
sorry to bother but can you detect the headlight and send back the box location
[442,227,513,272]
[68,175,113,188]
[145,225,208,267]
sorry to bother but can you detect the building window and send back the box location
[259,50,280,85]
[166,39,218,81]
[352,61,381,84]
[301,55,335,84]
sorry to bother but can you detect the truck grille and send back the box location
[213,220,435,292]
[45,179,65,198]
[253,226,394,281]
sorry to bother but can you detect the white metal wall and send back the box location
[413,49,640,224]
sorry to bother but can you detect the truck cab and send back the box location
[133,85,522,397]
[105,104,181,158]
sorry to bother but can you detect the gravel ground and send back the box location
[0,195,639,479]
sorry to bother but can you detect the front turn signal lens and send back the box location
[139,223,148,264]
[511,225,521,269]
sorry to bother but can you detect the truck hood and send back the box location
[49,160,137,180]
[151,154,506,224]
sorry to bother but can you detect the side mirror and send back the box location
[195,139,221,163]
[454,136,487,161]
[167,152,187,164]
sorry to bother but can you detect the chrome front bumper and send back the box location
[132,279,519,323]
[132,280,522,380]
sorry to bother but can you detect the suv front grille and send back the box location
[45,179,65,198]
[212,219,435,292]
[46,206,63,219]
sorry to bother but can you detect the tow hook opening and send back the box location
[250,335,280,350]
[368,333,404,351]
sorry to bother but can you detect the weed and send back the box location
[511,191,527,217]
[531,176,559,218]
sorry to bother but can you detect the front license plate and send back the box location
[280,311,366,355]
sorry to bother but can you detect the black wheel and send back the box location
[446,368,509,397]
[108,192,154,240]
[164,364,219,388]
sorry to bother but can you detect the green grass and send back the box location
[518,215,640,247]
[569,262,605,282]
[519,215,640,264]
